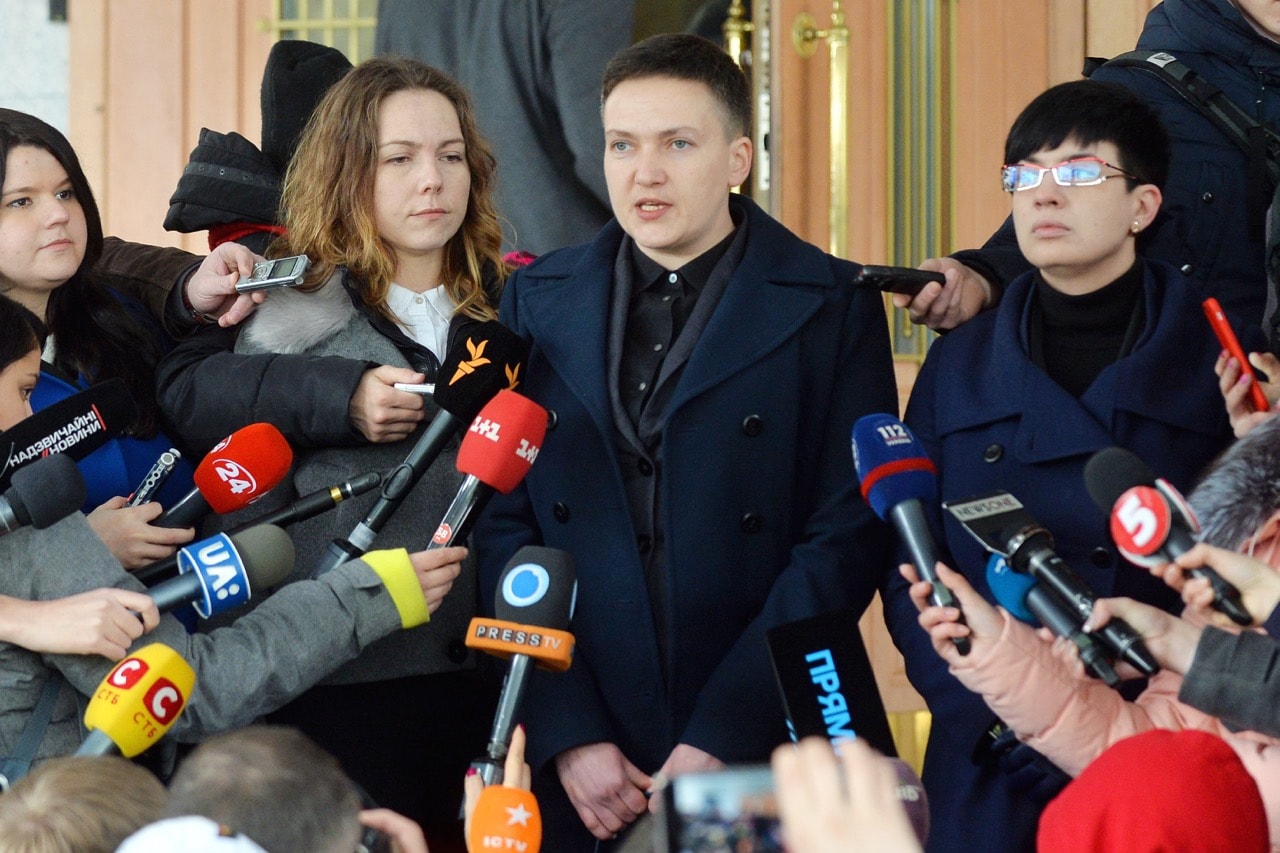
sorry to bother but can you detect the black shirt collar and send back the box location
[629,217,743,295]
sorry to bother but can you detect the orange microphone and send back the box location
[468,784,542,853]
[76,643,196,757]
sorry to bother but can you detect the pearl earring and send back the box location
[1130,220,1141,234]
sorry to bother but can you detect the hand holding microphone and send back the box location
[76,642,195,757]
[1084,447,1251,626]
[350,365,429,444]
[465,725,541,853]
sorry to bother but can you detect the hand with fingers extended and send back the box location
[554,741,652,841]
[0,588,160,659]
[1082,597,1202,676]
[892,257,994,331]
[185,241,268,328]
[902,561,1002,664]
[1145,542,1280,628]
[466,725,539,853]
[86,497,195,569]
[1215,348,1280,437]
[772,737,922,853]
[349,366,429,443]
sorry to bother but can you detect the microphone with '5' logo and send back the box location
[155,422,293,529]
[468,546,577,785]
[76,642,196,757]
[1084,447,1251,626]
[425,389,548,551]
[852,413,969,655]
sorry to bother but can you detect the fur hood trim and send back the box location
[1188,415,1280,548]
[241,269,359,354]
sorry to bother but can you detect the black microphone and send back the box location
[986,554,1119,686]
[0,453,87,536]
[0,378,137,490]
[133,470,383,586]
[146,525,294,617]
[1084,447,1252,626]
[944,490,1159,676]
[317,322,530,571]
[466,546,577,785]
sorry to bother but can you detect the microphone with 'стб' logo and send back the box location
[76,642,196,758]
[155,422,293,529]
[468,546,577,786]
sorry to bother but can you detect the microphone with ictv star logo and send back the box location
[468,784,542,853]
[425,389,548,551]
[852,413,969,655]
[155,422,293,529]
[468,546,577,786]
[76,642,196,757]
[1084,447,1252,626]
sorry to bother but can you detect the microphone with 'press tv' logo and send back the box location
[0,378,136,490]
[468,546,576,785]
[155,422,293,529]
[76,642,196,757]
[311,322,531,574]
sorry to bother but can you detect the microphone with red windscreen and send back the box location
[425,389,548,550]
[155,423,293,528]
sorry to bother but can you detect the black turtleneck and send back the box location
[1027,261,1146,398]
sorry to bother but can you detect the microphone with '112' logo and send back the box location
[76,643,196,757]
[468,546,577,785]
[155,422,293,529]
[425,389,548,550]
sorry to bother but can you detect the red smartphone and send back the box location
[1203,297,1270,412]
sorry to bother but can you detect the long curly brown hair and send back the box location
[273,56,503,324]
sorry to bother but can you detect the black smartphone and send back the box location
[852,264,945,297]
[659,764,783,853]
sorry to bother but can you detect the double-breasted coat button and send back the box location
[1090,547,1113,568]
[637,534,652,554]
[637,458,654,476]
[741,513,764,534]
[553,502,571,523]
[741,415,764,437]
[446,639,468,663]
[545,409,558,430]
[982,444,1003,463]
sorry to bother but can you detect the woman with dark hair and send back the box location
[0,110,196,569]
[156,56,512,850]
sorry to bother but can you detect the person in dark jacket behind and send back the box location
[900,0,1280,334]
[882,79,1250,853]
[155,56,511,852]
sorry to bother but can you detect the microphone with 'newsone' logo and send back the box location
[147,524,294,618]
[155,422,293,529]
[468,546,577,785]
[0,378,136,490]
[1084,447,1251,626]
[312,322,531,574]
[852,413,969,655]
[0,453,87,538]
[425,389,547,551]
[76,642,196,757]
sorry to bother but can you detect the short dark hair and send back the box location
[165,726,362,853]
[1004,80,1171,191]
[601,33,751,138]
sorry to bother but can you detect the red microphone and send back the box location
[155,423,293,528]
[427,389,548,549]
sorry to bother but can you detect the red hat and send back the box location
[1037,730,1268,852]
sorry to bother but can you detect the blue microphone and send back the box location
[986,554,1118,687]
[146,525,294,618]
[853,414,969,655]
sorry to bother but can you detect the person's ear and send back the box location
[1131,183,1162,233]
[1244,509,1280,569]
[728,136,752,188]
